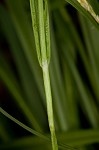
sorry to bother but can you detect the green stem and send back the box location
[42,61,58,150]
[30,0,58,149]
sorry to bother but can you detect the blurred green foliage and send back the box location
[0,0,99,149]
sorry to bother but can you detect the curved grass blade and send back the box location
[1,108,99,150]
[0,54,42,131]
[77,0,99,23]
[62,49,99,127]
[52,16,78,131]
[88,0,99,15]
[65,0,99,29]
[5,0,45,102]
[79,13,99,102]
[0,4,47,129]
[0,107,48,141]
[0,107,80,150]
[59,6,99,103]
[53,8,99,127]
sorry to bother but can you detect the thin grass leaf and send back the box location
[59,129,99,146]
[1,108,99,149]
[50,26,69,130]
[53,9,99,127]
[1,0,99,150]
[0,107,48,141]
[0,107,80,150]
[29,0,41,65]
[62,50,99,127]
[79,13,99,102]
[5,0,45,102]
[88,0,99,15]
[6,0,67,132]
[52,10,80,129]
[0,4,47,129]
[65,0,99,29]
[0,54,42,131]
[30,0,50,66]
[59,7,99,102]
[77,0,99,23]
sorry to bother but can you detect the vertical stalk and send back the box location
[30,0,58,149]
[42,61,58,150]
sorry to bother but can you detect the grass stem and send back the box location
[30,0,58,149]
[42,61,58,150]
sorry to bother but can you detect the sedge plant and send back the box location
[30,0,58,150]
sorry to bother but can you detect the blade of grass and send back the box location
[79,13,99,102]
[5,0,45,103]
[50,26,68,130]
[53,9,99,127]
[59,7,99,101]
[65,0,99,29]
[0,107,48,141]
[58,129,99,146]
[5,0,67,131]
[88,0,99,15]
[0,54,42,131]
[62,49,99,127]
[52,11,80,129]
[76,0,99,23]
[0,107,79,150]
[1,108,99,149]
[0,4,47,129]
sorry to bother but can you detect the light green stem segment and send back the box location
[30,0,58,149]
[42,61,58,150]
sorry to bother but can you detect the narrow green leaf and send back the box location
[77,0,99,23]
[0,54,42,131]
[65,0,99,29]
[79,13,99,102]
[0,4,47,129]
[63,50,99,127]
[52,8,99,127]
[59,7,98,103]
[29,0,41,64]
[1,107,99,149]
[0,107,79,150]
[5,0,45,102]
[30,0,50,66]
[50,26,69,130]
[53,10,80,129]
